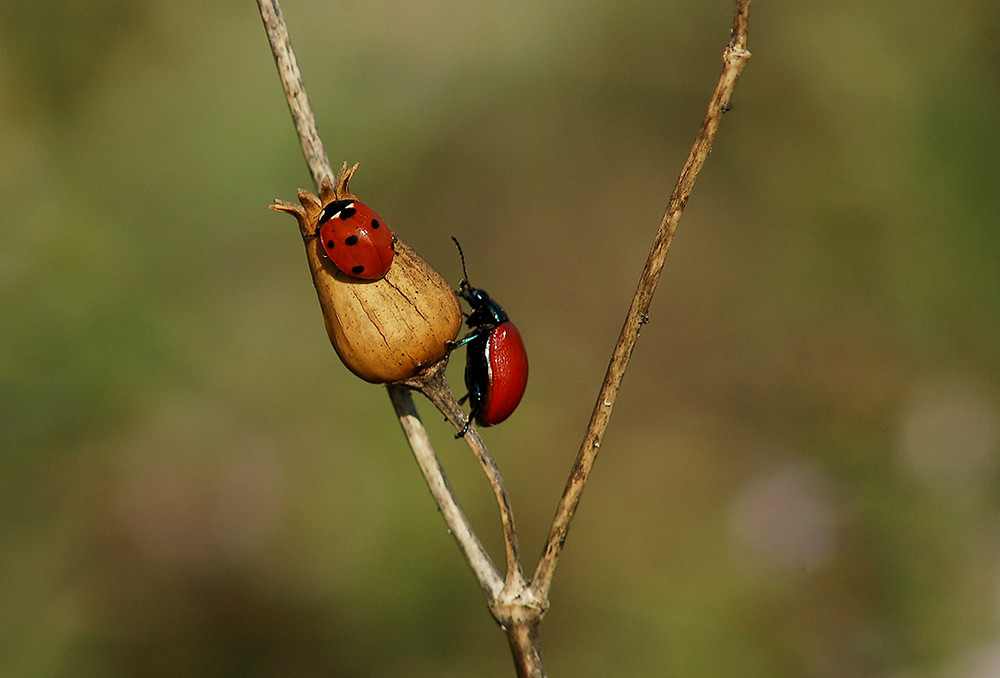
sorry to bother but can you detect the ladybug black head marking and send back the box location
[319,199,355,224]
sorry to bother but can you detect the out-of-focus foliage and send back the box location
[2,1,999,676]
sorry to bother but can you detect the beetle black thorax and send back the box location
[460,283,508,329]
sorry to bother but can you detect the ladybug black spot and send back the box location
[339,206,357,219]
[326,239,336,249]
[351,265,365,275]
[371,219,381,229]
[345,235,359,246]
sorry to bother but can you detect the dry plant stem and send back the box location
[259,0,751,675]
[407,372,543,677]
[257,0,333,187]
[388,382,504,600]
[506,623,545,678]
[417,369,525,589]
[532,0,753,598]
[256,0,536,670]
[256,0,519,602]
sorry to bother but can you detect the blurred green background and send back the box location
[3,0,999,676]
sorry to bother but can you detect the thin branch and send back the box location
[506,622,545,678]
[257,0,333,188]
[418,370,525,588]
[388,382,504,601]
[257,0,507,598]
[532,0,752,598]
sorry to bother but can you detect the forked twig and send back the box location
[258,1,753,676]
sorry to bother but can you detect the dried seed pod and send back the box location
[270,163,462,384]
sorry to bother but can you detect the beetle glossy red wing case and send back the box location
[479,321,528,427]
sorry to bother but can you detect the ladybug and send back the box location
[447,238,528,438]
[315,199,395,279]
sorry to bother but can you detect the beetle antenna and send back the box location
[451,236,470,285]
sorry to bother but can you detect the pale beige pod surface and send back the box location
[271,165,462,384]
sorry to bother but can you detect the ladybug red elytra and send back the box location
[316,199,395,279]
[447,238,528,438]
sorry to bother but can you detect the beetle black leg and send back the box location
[455,417,472,438]
[447,330,480,351]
